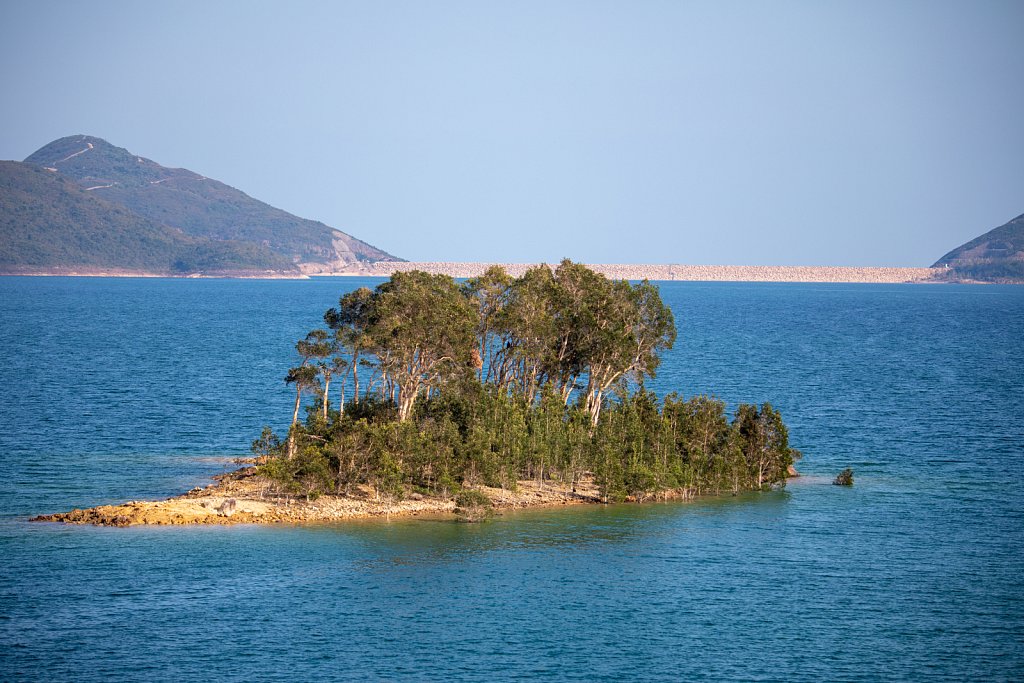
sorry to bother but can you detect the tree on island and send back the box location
[259,260,800,503]
[284,364,319,460]
[367,271,477,422]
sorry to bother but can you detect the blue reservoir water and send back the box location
[1,277,1022,681]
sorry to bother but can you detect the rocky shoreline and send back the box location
[31,462,803,527]
[29,467,619,527]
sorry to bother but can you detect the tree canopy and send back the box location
[257,261,799,504]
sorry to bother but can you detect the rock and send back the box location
[217,499,237,516]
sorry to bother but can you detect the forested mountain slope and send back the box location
[0,160,294,274]
[933,213,1024,282]
[21,135,400,273]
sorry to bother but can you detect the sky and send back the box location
[1,0,1022,266]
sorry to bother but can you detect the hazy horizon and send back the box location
[2,1,1022,267]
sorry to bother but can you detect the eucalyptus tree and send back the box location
[282,330,334,458]
[580,279,676,426]
[498,264,556,401]
[296,329,336,418]
[466,260,675,427]
[534,260,677,426]
[327,355,350,416]
[284,364,319,459]
[462,265,513,383]
[324,286,374,405]
[542,259,615,405]
[366,271,478,422]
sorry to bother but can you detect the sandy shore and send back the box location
[30,467,618,526]
[31,462,802,527]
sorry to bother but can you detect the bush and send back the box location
[833,468,854,486]
[251,426,282,461]
[454,489,493,522]
[257,457,301,496]
[255,446,334,499]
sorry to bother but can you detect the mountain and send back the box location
[17,134,400,274]
[0,161,299,275]
[933,213,1024,283]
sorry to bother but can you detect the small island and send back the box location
[34,261,800,526]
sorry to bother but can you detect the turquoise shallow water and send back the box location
[1,277,1022,681]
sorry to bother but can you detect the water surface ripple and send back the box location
[1,278,1022,681]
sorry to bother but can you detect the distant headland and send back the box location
[2,134,1019,283]
[2,135,401,276]
[931,212,1024,283]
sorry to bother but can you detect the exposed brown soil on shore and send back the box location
[30,467,618,527]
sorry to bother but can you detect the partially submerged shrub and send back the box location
[454,489,493,522]
[833,468,854,486]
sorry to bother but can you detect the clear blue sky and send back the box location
[2,0,1021,265]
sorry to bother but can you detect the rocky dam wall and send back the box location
[328,262,941,283]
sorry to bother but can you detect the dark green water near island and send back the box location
[1,277,1022,681]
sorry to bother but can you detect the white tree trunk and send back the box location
[322,374,331,419]
[287,386,302,459]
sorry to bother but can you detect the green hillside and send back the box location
[933,213,1024,282]
[24,135,401,271]
[0,161,295,274]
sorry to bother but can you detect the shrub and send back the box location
[833,468,854,486]
[454,489,493,522]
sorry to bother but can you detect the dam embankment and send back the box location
[319,262,941,283]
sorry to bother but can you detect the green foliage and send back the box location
[258,264,799,503]
[257,456,303,495]
[833,468,854,486]
[256,442,334,499]
[733,402,798,489]
[251,426,282,459]
[3,135,400,275]
[942,260,1024,283]
[370,270,478,420]
[932,212,1024,283]
[454,489,494,521]
[454,489,492,509]
[293,446,334,499]
[0,160,295,274]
